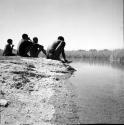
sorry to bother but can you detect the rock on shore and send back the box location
[0,57,79,125]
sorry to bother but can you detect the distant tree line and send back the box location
[110,49,124,63]
[0,48,124,63]
[0,49,3,56]
[66,49,111,59]
[65,49,124,63]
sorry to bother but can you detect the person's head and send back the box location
[58,36,64,41]
[7,39,13,44]
[22,34,30,40]
[33,37,38,43]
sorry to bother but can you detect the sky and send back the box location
[0,0,123,50]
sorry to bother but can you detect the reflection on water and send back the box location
[70,58,124,71]
[70,58,124,124]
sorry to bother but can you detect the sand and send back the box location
[0,57,80,125]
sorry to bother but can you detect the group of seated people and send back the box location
[3,34,69,63]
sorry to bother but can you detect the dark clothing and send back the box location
[3,44,14,56]
[46,40,66,60]
[29,43,45,57]
[17,39,33,57]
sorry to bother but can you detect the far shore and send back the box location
[0,48,124,63]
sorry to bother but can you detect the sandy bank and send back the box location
[0,57,79,125]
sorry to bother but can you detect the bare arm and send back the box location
[38,44,46,55]
[42,47,46,55]
[62,49,67,62]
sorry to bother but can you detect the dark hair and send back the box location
[22,34,29,39]
[33,37,38,43]
[58,36,64,41]
[7,39,12,44]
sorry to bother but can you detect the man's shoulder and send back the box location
[5,44,11,48]
[20,39,32,44]
[53,40,61,44]
[55,40,65,43]
[19,39,25,44]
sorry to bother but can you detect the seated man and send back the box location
[3,39,16,56]
[46,36,69,63]
[17,34,33,57]
[29,37,46,57]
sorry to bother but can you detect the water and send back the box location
[69,59,124,124]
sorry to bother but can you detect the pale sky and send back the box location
[0,0,123,50]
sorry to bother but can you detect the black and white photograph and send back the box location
[0,0,123,124]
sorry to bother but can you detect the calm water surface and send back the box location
[70,59,124,124]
